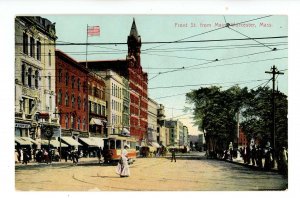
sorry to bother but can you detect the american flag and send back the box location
[87,26,100,36]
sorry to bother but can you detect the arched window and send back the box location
[78,96,81,109]
[21,64,26,85]
[28,68,32,88]
[35,70,39,89]
[77,118,80,130]
[65,72,69,86]
[58,69,62,83]
[65,93,69,106]
[71,94,75,108]
[83,119,86,131]
[65,115,69,129]
[83,98,86,111]
[71,115,74,129]
[77,78,80,91]
[58,89,62,105]
[71,75,75,89]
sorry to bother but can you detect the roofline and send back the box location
[79,59,127,63]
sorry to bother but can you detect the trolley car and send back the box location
[103,134,137,164]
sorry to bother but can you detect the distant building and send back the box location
[148,98,158,143]
[238,128,248,147]
[165,120,183,147]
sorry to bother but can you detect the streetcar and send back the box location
[102,134,137,164]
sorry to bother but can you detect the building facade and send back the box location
[182,126,189,147]
[55,50,89,142]
[94,69,125,135]
[147,98,158,143]
[165,120,183,147]
[15,16,58,149]
[87,72,107,137]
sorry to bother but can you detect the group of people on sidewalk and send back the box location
[15,148,60,164]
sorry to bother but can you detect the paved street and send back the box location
[15,152,287,191]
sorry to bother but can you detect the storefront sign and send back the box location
[15,123,31,129]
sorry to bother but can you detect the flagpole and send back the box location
[86,24,88,68]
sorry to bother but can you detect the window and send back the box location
[29,99,34,114]
[48,75,51,90]
[49,96,52,110]
[21,64,25,85]
[23,32,28,55]
[97,104,101,115]
[71,75,75,89]
[102,105,105,116]
[30,37,35,58]
[65,93,69,106]
[48,50,51,66]
[83,98,86,111]
[71,115,74,129]
[36,41,41,61]
[65,115,69,128]
[27,68,32,88]
[35,71,39,89]
[71,94,75,108]
[83,119,86,131]
[77,79,80,91]
[65,72,69,86]
[94,102,97,113]
[58,69,62,83]
[78,96,81,109]
[77,118,80,130]
[58,89,62,105]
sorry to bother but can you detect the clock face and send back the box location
[44,127,53,138]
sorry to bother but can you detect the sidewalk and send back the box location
[224,156,279,173]
[15,157,101,167]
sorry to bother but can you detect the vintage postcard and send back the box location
[13,14,288,191]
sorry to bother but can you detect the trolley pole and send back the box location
[265,65,284,152]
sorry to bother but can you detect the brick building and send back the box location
[55,50,89,143]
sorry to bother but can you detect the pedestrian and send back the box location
[264,144,273,171]
[43,149,49,164]
[97,147,103,164]
[257,146,263,168]
[19,148,23,163]
[116,145,130,177]
[22,149,28,165]
[15,149,19,163]
[251,145,257,166]
[171,148,176,162]
[277,146,288,176]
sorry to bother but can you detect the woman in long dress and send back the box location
[116,145,130,177]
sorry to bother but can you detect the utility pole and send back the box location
[265,65,284,152]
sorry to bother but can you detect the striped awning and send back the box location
[15,137,37,146]
[60,137,82,146]
[40,139,68,148]
[89,118,103,126]
[79,137,98,147]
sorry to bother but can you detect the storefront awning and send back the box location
[15,137,32,145]
[40,139,68,148]
[60,137,82,146]
[90,118,103,126]
[149,142,161,148]
[79,137,98,147]
[89,137,105,148]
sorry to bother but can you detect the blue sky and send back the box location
[43,15,288,134]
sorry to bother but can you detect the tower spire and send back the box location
[129,18,139,39]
